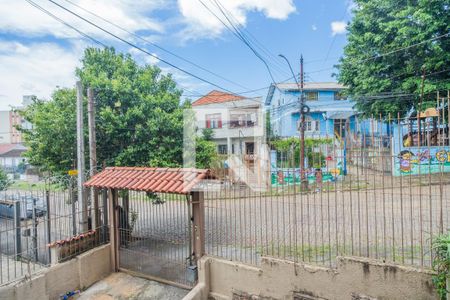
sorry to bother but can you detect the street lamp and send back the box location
[278,54,308,189]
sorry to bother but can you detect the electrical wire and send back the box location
[196,0,278,85]
[42,0,240,95]
[59,0,251,91]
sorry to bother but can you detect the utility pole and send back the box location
[76,81,88,232]
[278,54,309,190]
[87,87,99,229]
[299,55,307,189]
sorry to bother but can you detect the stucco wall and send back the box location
[0,243,112,300]
[186,255,437,300]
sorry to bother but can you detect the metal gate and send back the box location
[116,191,196,288]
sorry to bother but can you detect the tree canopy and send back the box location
[337,0,450,117]
[20,47,189,176]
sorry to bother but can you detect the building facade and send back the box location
[192,90,265,157]
[266,82,357,140]
[0,95,33,144]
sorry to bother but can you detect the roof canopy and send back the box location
[84,167,211,194]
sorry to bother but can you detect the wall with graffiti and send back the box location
[393,147,450,176]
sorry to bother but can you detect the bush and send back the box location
[432,233,450,299]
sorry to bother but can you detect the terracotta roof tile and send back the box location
[84,167,212,194]
[191,90,245,106]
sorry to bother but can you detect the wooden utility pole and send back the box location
[87,87,99,229]
[299,55,308,189]
[76,81,88,232]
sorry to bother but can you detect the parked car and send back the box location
[0,195,47,220]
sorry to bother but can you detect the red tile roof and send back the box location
[192,90,245,106]
[84,167,212,194]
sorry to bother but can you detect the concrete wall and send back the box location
[0,244,112,300]
[185,255,438,300]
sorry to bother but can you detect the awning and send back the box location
[84,167,212,194]
[326,111,355,119]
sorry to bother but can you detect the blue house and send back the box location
[266,82,358,139]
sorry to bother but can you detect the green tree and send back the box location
[20,47,186,175]
[201,128,214,141]
[337,0,450,117]
[195,138,218,169]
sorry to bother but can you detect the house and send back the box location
[0,143,27,172]
[192,90,265,156]
[266,82,357,139]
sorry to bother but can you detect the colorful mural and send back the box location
[394,147,450,176]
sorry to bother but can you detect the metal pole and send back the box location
[102,189,108,243]
[278,54,309,189]
[299,55,308,188]
[13,201,21,260]
[45,191,51,263]
[32,198,38,261]
[76,81,88,232]
[87,87,99,229]
[71,179,77,236]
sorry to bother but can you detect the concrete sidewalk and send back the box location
[78,272,189,300]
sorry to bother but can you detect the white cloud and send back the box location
[128,48,160,65]
[331,21,347,36]
[0,41,81,110]
[312,24,317,31]
[177,0,296,40]
[0,0,165,41]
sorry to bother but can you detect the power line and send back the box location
[42,0,239,95]
[59,0,250,91]
[25,0,107,48]
[305,32,450,75]
[197,0,278,85]
[208,0,290,77]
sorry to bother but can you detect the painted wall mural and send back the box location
[394,147,450,176]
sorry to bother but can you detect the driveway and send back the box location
[78,272,189,300]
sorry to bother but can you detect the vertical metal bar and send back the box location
[398,113,405,264]
[71,186,77,236]
[14,201,21,260]
[417,111,424,268]
[389,113,395,262]
[46,191,51,263]
[32,198,38,261]
[427,119,433,268]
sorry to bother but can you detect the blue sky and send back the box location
[0,0,353,110]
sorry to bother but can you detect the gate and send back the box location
[84,167,210,290]
[117,191,196,288]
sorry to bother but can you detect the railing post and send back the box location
[191,191,205,262]
[13,201,21,260]
[108,188,119,272]
[102,189,108,243]
[46,191,51,263]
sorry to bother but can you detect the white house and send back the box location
[192,90,265,157]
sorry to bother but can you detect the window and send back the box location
[305,91,318,101]
[334,91,347,100]
[299,117,320,132]
[205,113,222,129]
[218,144,228,154]
[229,112,257,128]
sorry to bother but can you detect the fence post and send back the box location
[191,191,205,262]
[102,189,108,243]
[46,191,51,263]
[13,201,21,260]
[71,187,77,235]
[108,188,119,272]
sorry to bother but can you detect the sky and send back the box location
[0,0,354,110]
